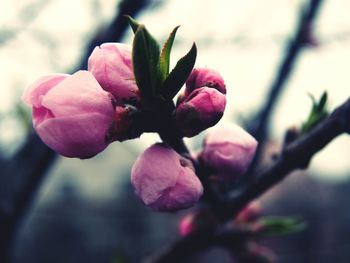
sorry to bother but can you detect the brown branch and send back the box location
[221,97,350,220]
[246,0,324,174]
[146,97,350,263]
[145,226,253,263]
[76,0,153,71]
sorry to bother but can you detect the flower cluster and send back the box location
[22,19,257,212]
[132,123,257,211]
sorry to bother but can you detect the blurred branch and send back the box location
[147,96,350,263]
[246,0,324,171]
[145,226,252,263]
[76,0,152,70]
[0,134,56,262]
[0,0,154,262]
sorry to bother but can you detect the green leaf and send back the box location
[125,15,140,33]
[301,91,329,133]
[159,26,180,82]
[132,25,161,98]
[161,43,197,99]
[257,216,307,237]
[316,91,327,113]
[307,93,317,112]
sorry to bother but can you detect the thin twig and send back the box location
[247,0,324,172]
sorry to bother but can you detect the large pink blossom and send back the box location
[88,43,139,104]
[22,70,115,158]
[131,143,203,211]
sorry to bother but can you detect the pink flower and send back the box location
[175,87,226,137]
[185,68,226,97]
[22,71,115,158]
[199,124,257,180]
[131,143,203,211]
[88,43,139,104]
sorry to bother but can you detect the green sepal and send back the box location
[301,91,329,133]
[125,15,140,33]
[161,43,197,100]
[159,26,180,82]
[257,216,306,237]
[317,91,327,112]
[132,24,161,98]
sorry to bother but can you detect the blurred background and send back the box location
[0,0,350,262]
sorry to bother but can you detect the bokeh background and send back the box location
[1,0,350,262]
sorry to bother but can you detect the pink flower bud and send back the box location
[179,208,217,236]
[175,87,226,137]
[199,124,257,180]
[88,43,139,104]
[243,243,277,263]
[22,71,115,158]
[185,68,226,96]
[131,143,203,211]
[236,201,262,223]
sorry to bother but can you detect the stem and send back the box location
[158,125,190,155]
[150,98,190,155]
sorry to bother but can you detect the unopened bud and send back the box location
[88,43,140,104]
[131,143,203,211]
[236,201,262,223]
[175,87,226,137]
[185,68,226,96]
[179,208,217,236]
[22,71,115,158]
[199,124,257,180]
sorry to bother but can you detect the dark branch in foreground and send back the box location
[147,97,350,263]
